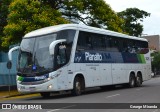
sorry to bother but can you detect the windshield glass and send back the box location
[18,29,76,77]
[19,38,35,69]
[18,34,57,76]
[34,34,57,69]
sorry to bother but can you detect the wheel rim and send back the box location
[131,79,134,86]
[130,77,135,86]
[76,81,81,94]
[137,77,140,83]
[137,76,141,85]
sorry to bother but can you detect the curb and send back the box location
[0,92,40,101]
[1,92,39,98]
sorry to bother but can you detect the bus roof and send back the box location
[24,24,147,42]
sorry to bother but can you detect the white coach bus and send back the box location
[8,24,151,97]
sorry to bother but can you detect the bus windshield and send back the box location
[18,34,57,76]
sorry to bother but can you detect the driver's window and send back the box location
[57,45,67,65]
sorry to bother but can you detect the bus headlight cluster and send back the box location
[49,73,60,80]
[47,84,52,89]
[17,80,21,83]
[47,77,51,81]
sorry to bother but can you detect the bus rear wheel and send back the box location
[128,74,135,88]
[72,77,82,96]
[135,74,142,87]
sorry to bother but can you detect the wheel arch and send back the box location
[73,73,85,90]
[128,71,135,82]
[130,71,136,77]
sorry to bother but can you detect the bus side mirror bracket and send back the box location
[8,46,20,61]
[7,46,20,69]
[49,39,66,55]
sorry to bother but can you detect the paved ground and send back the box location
[1,76,160,112]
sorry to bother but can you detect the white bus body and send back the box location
[9,24,151,97]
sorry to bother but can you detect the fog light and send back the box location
[18,87,21,91]
[47,84,52,89]
[17,80,21,83]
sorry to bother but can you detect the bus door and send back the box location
[55,44,68,90]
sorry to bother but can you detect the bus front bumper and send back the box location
[17,80,58,93]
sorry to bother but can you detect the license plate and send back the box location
[29,87,36,91]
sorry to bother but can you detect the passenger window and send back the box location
[92,34,106,50]
[109,36,119,52]
[77,31,92,50]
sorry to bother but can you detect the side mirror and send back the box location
[8,46,20,61]
[7,61,12,69]
[49,39,66,55]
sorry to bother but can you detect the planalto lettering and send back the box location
[85,52,102,61]
[35,76,46,80]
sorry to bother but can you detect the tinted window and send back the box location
[77,31,107,50]
[57,30,76,61]
[92,34,106,50]
[77,31,149,54]
[57,30,76,44]
[77,31,92,50]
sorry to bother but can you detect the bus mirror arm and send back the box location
[49,39,66,55]
[8,46,20,61]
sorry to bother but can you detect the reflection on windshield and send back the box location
[19,52,32,68]
[34,34,56,69]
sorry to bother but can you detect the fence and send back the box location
[0,51,18,86]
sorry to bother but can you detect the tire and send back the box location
[135,74,142,87]
[40,92,50,98]
[72,77,82,96]
[128,74,135,88]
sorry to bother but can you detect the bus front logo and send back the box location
[35,76,46,80]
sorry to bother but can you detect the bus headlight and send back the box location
[47,84,52,89]
[47,77,51,81]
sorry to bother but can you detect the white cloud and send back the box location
[105,0,160,35]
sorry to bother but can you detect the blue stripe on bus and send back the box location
[74,51,143,63]
[18,74,49,82]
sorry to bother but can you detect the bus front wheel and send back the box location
[72,77,82,96]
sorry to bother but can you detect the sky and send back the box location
[105,0,160,36]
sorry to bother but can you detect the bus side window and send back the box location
[105,37,111,51]
[92,34,106,51]
[109,37,119,52]
[136,41,149,54]
[77,31,92,50]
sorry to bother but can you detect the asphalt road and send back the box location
[1,76,160,112]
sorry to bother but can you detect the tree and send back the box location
[2,0,125,49]
[0,0,12,50]
[40,0,124,32]
[151,52,160,73]
[2,0,68,49]
[117,8,150,37]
